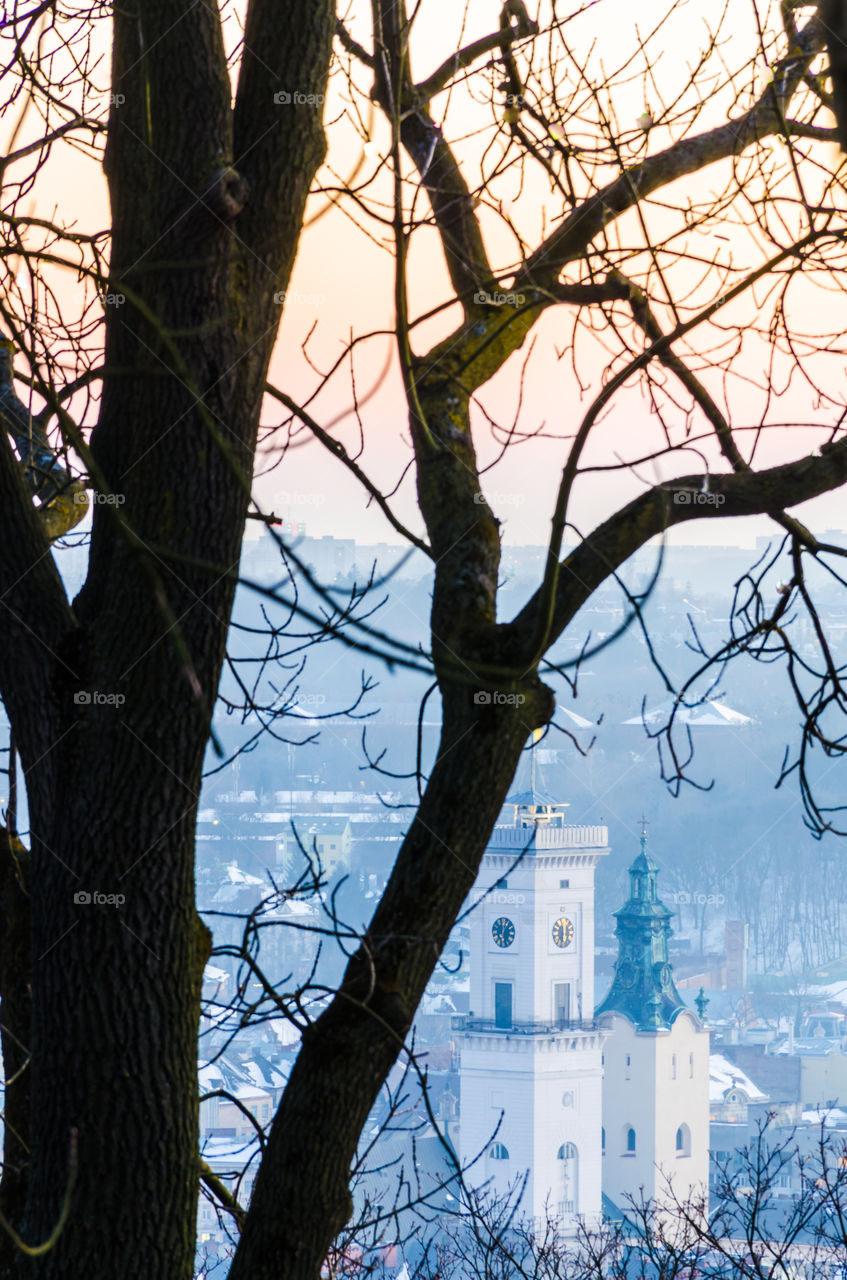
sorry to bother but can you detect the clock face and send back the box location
[552,916,575,948]
[491,916,516,948]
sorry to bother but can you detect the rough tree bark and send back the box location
[0,0,334,1275]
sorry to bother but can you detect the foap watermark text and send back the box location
[672,488,725,507]
[74,890,125,907]
[474,691,526,706]
[73,691,125,707]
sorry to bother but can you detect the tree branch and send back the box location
[263,383,431,555]
[510,438,847,656]
[371,0,496,306]
[517,11,825,288]
[335,16,373,68]
[200,1161,246,1229]
[415,23,530,102]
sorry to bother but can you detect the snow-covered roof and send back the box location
[420,993,458,1016]
[558,705,594,729]
[801,1108,847,1127]
[273,790,388,805]
[624,699,752,727]
[199,1061,225,1091]
[775,1036,842,1057]
[200,1133,262,1168]
[267,1018,301,1048]
[241,1056,291,1091]
[710,1053,768,1103]
[224,863,264,886]
[289,816,351,836]
[199,1054,285,1101]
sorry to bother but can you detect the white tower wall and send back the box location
[600,1010,709,1216]
[459,812,609,1234]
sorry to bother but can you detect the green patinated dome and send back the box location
[595,830,689,1031]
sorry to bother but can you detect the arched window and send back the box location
[689,1052,694,1079]
[625,1126,636,1153]
[671,1053,677,1080]
[601,1127,606,1153]
[557,1143,578,1215]
[489,1142,510,1160]
[676,1124,691,1157]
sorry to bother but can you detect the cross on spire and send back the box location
[639,812,650,851]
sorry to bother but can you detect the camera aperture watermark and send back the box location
[272,289,326,306]
[273,91,325,107]
[474,691,526,707]
[474,290,526,308]
[672,487,725,507]
[73,690,125,707]
[75,490,125,506]
[473,490,525,507]
[73,890,125,907]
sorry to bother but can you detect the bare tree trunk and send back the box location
[0,0,334,1272]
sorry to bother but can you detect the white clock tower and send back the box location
[458,792,610,1233]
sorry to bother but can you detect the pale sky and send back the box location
[7,0,847,549]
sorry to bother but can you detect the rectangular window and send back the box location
[625,1054,631,1081]
[497,879,509,889]
[672,1054,677,1080]
[553,982,571,1027]
[494,982,513,1029]
[560,879,570,889]
[689,1052,694,1078]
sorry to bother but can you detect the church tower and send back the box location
[458,791,609,1233]
[596,829,709,1219]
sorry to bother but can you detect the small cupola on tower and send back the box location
[595,824,687,1032]
[505,789,570,830]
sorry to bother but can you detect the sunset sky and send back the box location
[8,0,847,548]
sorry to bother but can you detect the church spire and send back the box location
[595,821,689,1031]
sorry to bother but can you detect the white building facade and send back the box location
[458,793,609,1233]
[596,838,710,1219]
